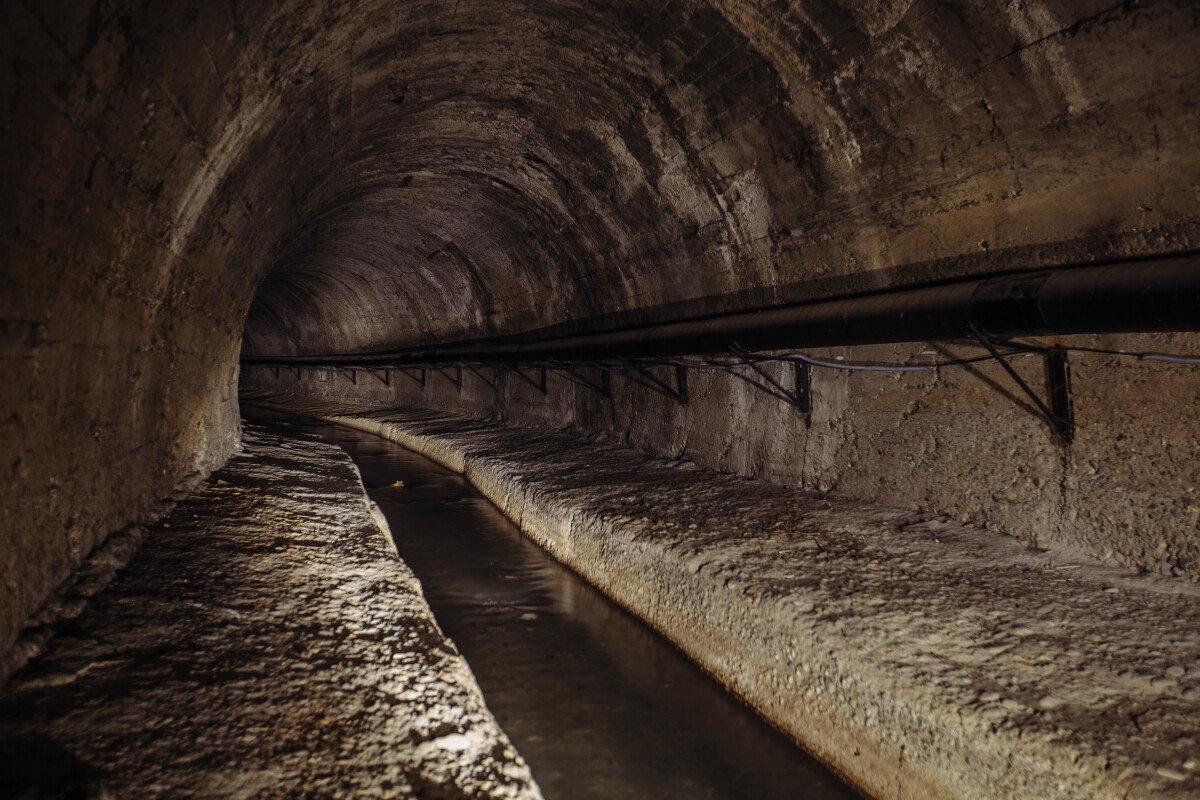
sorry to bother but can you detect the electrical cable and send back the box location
[990,338,1200,365]
[1140,353,1200,365]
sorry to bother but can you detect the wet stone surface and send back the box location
[271,410,861,800]
[250,395,1200,800]
[0,424,541,800]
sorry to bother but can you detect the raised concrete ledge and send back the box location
[0,423,541,800]
[247,395,1200,800]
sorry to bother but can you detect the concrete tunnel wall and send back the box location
[3,0,1200,663]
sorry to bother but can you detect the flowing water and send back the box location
[246,408,861,800]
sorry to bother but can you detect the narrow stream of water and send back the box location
[247,409,861,800]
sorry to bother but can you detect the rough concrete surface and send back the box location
[0,523,147,688]
[248,394,1200,800]
[242,331,1200,584]
[0,424,541,800]
[6,0,1200,663]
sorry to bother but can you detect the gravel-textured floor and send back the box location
[0,423,541,800]
[245,393,1200,800]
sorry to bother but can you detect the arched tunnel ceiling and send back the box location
[198,0,1196,357]
[4,0,1200,734]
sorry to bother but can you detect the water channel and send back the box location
[248,409,861,800]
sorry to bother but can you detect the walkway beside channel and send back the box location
[0,424,540,800]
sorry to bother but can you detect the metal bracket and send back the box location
[431,364,462,388]
[550,360,610,397]
[619,358,687,404]
[728,345,811,416]
[287,365,302,380]
[335,366,357,385]
[364,367,391,386]
[393,366,426,388]
[970,325,1073,443]
[504,363,547,394]
[270,365,280,379]
[463,363,498,391]
[1045,350,1073,441]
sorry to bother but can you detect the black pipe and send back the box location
[242,257,1200,365]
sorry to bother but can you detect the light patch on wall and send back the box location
[168,93,281,256]
[1004,0,1091,115]
[843,0,921,39]
[709,0,863,172]
[721,170,777,285]
[589,120,647,206]
[884,33,974,113]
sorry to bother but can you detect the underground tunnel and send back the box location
[3,0,1200,797]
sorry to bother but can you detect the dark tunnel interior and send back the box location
[3,1,1200,798]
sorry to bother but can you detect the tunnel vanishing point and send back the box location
[3,0,1200,798]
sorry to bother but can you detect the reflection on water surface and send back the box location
[246,408,861,800]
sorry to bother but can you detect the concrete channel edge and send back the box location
[311,412,1014,800]
[247,400,1200,800]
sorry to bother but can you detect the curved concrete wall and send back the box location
[243,336,1200,579]
[4,0,1199,656]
